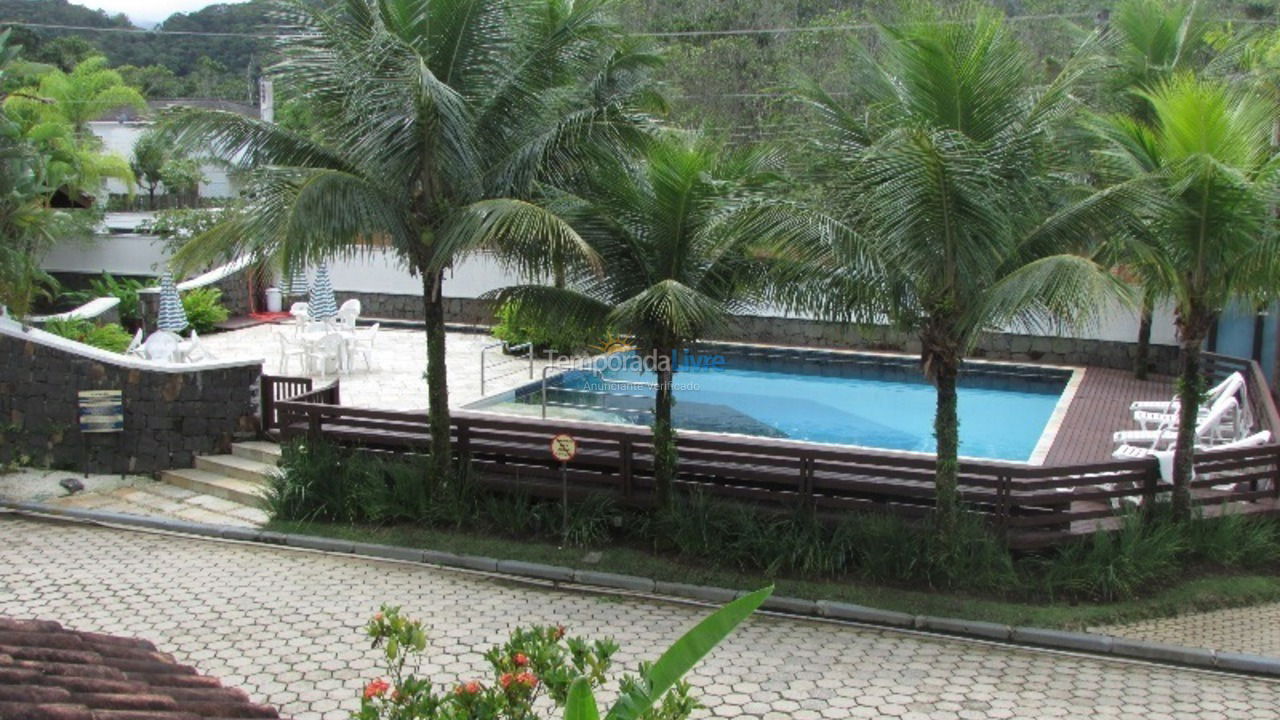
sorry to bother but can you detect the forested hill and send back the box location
[2,0,1276,127]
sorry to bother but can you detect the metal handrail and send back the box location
[480,341,533,396]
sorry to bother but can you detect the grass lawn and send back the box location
[267,519,1280,630]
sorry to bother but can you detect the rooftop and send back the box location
[0,616,287,719]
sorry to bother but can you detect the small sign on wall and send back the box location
[78,390,123,433]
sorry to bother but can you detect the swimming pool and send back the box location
[468,345,1077,462]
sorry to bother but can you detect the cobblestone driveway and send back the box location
[1093,604,1280,659]
[2,516,1279,720]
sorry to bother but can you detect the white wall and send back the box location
[327,250,522,299]
[41,233,171,276]
[90,121,237,198]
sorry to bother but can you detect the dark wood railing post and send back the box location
[456,417,470,462]
[307,407,322,440]
[1141,460,1160,516]
[261,376,276,433]
[620,438,634,501]
[995,474,1011,541]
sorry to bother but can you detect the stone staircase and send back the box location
[159,441,282,507]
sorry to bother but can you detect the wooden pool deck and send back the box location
[1044,367,1176,467]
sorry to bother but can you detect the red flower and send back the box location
[513,653,529,667]
[517,672,538,688]
[554,625,566,640]
[373,612,384,622]
[364,679,390,699]
[499,672,515,689]
[455,681,484,696]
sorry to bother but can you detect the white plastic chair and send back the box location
[305,333,344,377]
[141,331,182,362]
[182,329,217,362]
[331,299,361,331]
[124,328,145,357]
[276,331,307,374]
[348,322,379,371]
[289,302,311,335]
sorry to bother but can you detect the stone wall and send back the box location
[0,328,262,474]
[345,292,496,327]
[713,315,1181,374]
[347,290,1179,372]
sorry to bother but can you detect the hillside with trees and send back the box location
[1,0,1276,122]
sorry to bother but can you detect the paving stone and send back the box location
[4,516,1280,720]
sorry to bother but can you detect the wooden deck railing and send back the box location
[268,365,1280,549]
[261,375,340,432]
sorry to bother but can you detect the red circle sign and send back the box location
[550,434,577,462]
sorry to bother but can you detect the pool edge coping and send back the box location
[4,500,1277,680]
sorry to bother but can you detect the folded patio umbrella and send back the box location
[282,262,308,297]
[156,271,189,332]
[308,264,339,319]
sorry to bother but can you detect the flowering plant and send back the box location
[353,608,695,720]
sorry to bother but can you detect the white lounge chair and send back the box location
[1114,431,1273,494]
[1130,372,1243,416]
[1113,394,1241,451]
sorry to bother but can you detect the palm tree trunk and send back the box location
[422,268,452,483]
[652,347,677,507]
[932,357,961,535]
[1135,290,1154,380]
[1170,313,1210,522]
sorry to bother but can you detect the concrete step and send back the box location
[159,468,268,507]
[232,441,283,465]
[194,454,278,484]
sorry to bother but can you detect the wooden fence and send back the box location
[266,359,1280,549]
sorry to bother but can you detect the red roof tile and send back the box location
[0,618,288,720]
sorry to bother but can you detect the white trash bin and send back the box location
[264,287,283,313]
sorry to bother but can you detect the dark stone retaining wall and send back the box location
[715,315,1182,375]
[345,292,496,327]
[0,331,262,474]
[295,289,1183,373]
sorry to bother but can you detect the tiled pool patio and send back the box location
[200,322,1178,467]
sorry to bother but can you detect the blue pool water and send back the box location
[471,348,1070,462]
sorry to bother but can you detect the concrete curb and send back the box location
[5,500,1280,678]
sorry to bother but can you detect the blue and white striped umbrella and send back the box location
[282,262,308,297]
[156,271,189,332]
[307,264,338,319]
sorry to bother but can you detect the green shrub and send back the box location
[492,299,607,356]
[1184,507,1280,568]
[267,439,1280,603]
[180,287,229,333]
[65,273,146,328]
[1024,511,1186,602]
[42,317,133,353]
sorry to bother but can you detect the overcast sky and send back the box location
[78,0,249,26]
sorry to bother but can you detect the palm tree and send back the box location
[167,0,656,483]
[6,55,146,135]
[493,133,820,505]
[795,8,1139,533]
[1103,0,1213,379]
[1092,76,1279,520]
